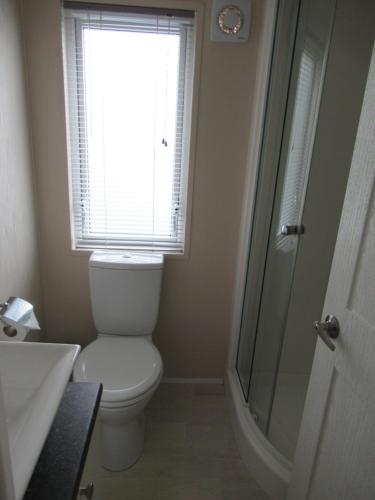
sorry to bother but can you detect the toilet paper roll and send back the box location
[0,320,28,342]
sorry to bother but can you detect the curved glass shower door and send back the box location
[236,0,336,439]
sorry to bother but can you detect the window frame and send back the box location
[62,2,200,256]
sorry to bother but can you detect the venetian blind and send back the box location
[62,2,195,252]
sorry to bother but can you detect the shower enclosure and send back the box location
[231,0,375,491]
[236,0,337,462]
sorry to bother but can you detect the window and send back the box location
[62,2,195,253]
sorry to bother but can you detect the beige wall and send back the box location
[0,0,42,328]
[22,0,267,378]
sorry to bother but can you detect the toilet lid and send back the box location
[73,337,162,403]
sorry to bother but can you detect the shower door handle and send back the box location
[281,224,305,235]
[314,315,340,351]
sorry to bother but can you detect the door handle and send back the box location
[79,482,94,499]
[281,224,305,235]
[313,315,340,351]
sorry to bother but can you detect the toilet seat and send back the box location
[99,379,161,409]
[73,336,162,404]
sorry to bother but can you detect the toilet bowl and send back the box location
[74,336,162,469]
[73,251,164,470]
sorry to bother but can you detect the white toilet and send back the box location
[73,250,163,471]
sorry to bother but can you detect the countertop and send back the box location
[24,382,102,500]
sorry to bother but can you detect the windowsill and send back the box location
[69,247,189,260]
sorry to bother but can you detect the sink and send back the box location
[0,341,80,500]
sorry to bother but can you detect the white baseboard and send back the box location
[162,377,224,385]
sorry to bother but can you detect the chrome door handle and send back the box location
[314,315,340,351]
[79,482,94,499]
[281,224,305,235]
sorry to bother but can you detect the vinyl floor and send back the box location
[81,383,270,500]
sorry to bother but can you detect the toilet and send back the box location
[73,250,163,471]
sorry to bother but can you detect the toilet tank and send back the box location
[89,251,164,336]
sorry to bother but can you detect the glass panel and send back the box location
[235,0,301,400]
[265,0,338,459]
[248,0,335,433]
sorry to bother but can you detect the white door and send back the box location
[287,44,375,500]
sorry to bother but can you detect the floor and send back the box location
[82,383,270,500]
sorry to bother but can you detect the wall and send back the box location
[22,0,267,378]
[0,0,42,333]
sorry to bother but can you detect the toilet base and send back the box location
[99,404,146,471]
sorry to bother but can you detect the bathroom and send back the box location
[0,0,374,498]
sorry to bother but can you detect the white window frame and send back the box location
[62,2,199,255]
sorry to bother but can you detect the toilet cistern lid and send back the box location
[89,251,164,270]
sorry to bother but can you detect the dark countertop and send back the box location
[24,382,102,500]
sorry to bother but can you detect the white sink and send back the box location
[0,341,80,500]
